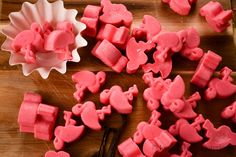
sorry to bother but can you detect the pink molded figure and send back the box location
[204,67,236,100]
[11,23,44,64]
[72,101,111,130]
[179,28,203,61]
[132,15,161,41]
[100,0,133,28]
[191,50,222,88]
[45,150,70,157]
[18,92,59,141]
[100,85,138,114]
[72,71,106,102]
[162,0,197,16]
[53,111,84,150]
[170,142,192,157]
[96,24,130,49]
[202,119,236,150]
[118,138,145,157]
[161,75,200,119]
[221,101,236,123]
[126,38,155,74]
[44,21,75,60]
[142,72,171,111]
[169,114,205,143]
[200,1,233,32]
[92,40,128,73]
[80,5,102,37]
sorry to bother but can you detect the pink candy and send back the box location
[204,67,236,100]
[45,151,70,157]
[191,50,222,88]
[126,38,155,74]
[200,1,233,32]
[221,101,236,123]
[72,101,111,130]
[53,111,84,150]
[118,138,145,157]
[202,119,236,150]
[72,71,106,102]
[18,92,58,141]
[100,85,138,114]
[100,0,133,28]
[92,40,128,73]
[97,24,130,49]
[132,15,161,41]
[169,114,205,143]
[80,5,102,37]
[162,0,197,16]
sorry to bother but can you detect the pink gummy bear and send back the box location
[118,138,145,157]
[169,114,205,143]
[126,38,155,74]
[45,150,70,157]
[204,67,236,100]
[53,111,84,150]
[18,92,59,141]
[92,40,128,73]
[221,101,236,123]
[132,15,161,41]
[96,24,130,49]
[72,71,106,102]
[11,23,44,64]
[162,0,197,16]
[72,101,111,130]
[202,119,236,150]
[142,72,171,111]
[44,21,75,60]
[170,142,192,157]
[191,50,222,88]
[100,0,133,28]
[200,1,233,32]
[80,5,102,37]
[161,75,200,119]
[100,85,138,114]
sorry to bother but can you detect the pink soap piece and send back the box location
[163,0,196,16]
[200,1,233,32]
[179,28,203,61]
[100,85,138,114]
[100,0,133,28]
[204,67,236,100]
[81,5,102,37]
[169,114,205,143]
[221,101,236,123]
[191,50,222,88]
[72,71,106,102]
[202,119,236,150]
[142,73,171,111]
[72,101,111,130]
[55,125,84,143]
[45,150,70,157]
[132,15,161,41]
[118,138,145,157]
[37,103,59,121]
[96,24,130,49]
[126,38,155,74]
[170,142,192,157]
[23,92,42,103]
[92,40,128,73]
[44,29,75,60]
[11,23,44,64]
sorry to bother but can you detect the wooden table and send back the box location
[0,0,236,157]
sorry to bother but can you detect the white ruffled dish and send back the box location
[1,0,87,79]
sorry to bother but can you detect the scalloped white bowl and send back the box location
[1,0,87,79]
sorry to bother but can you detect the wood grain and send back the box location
[0,0,236,157]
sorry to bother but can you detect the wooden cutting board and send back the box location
[0,0,236,157]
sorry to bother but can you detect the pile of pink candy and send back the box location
[16,0,236,157]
